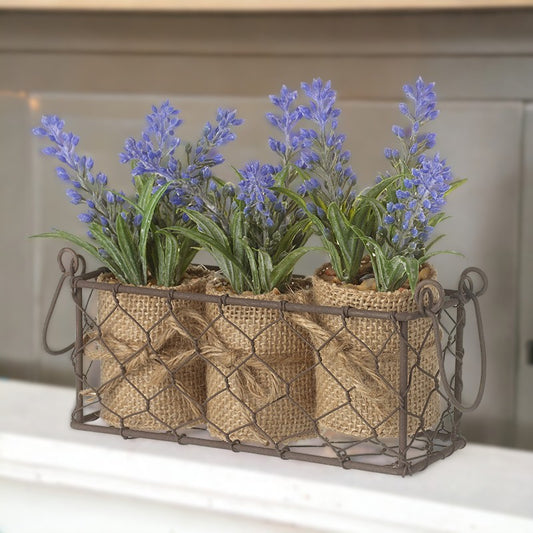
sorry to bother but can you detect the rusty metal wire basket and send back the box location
[43,248,487,476]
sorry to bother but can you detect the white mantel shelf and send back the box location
[1,379,533,533]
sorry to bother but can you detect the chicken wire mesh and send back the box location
[44,248,487,476]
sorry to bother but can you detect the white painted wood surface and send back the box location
[1,379,532,533]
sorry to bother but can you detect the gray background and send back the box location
[0,9,531,449]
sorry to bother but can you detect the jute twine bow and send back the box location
[173,310,285,404]
[157,307,297,445]
[287,312,392,412]
[82,312,207,418]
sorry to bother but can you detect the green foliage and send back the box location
[279,173,400,284]
[33,177,198,286]
[170,206,316,294]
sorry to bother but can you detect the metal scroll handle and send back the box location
[416,267,488,413]
[42,247,86,355]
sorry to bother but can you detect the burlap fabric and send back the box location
[311,265,440,438]
[84,266,209,432]
[203,279,316,445]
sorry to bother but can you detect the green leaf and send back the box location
[327,202,367,282]
[243,243,261,293]
[89,223,140,284]
[138,180,170,282]
[184,209,230,249]
[274,165,290,188]
[174,236,198,284]
[321,239,344,282]
[393,256,420,293]
[421,249,464,262]
[347,227,388,289]
[445,178,467,196]
[154,230,179,286]
[370,246,390,291]
[355,196,387,228]
[428,212,450,228]
[31,230,99,261]
[273,218,312,263]
[230,208,245,267]
[425,233,446,251]
[270,246,321,289]
[153,230,166,284]
[165,232,179,286]
[115,214,142,285]
[32,229,124,282]
[277,187,332,242]
[359,173,402,200]
[183,209,237,283]
[327,203,354,267]
[257,249,273,292]
[169,225,251,289]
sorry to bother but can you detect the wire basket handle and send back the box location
[417,268,487,412]
[42,247,86,356]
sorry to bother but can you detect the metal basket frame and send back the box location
[44,248,487,476]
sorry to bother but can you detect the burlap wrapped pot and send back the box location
[311,264,440,438]
[202,279,316,445]
[84,266,210,432]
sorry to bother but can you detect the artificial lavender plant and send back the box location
[119,102,242,285]
[354,77,463,292]
[170,85,316,294]
[279,78,395,285]
[281,76,461,292]
[32,102,242,286]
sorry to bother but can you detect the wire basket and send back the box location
[43,248,487,476]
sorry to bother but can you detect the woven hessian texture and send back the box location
[204,280,316,445]
[312,267,440,438]
[93,267,209,431]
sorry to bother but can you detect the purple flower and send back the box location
[402,77,439,124]
[297,177,320,195]
[289,79,357,212]
[384,77,440,172]
[392,125,406,139]
[32,114,125,233]
[121,102,242,219]
[78,211,95,224]
[383,153,452,251]
[266,85,303,164]
[55,167,70,182]
[299,79,340,130]
[33,116,85,177]
[204,108,243,148]
[237,161,281,226]
[66,189,82,205]
[120,101,182,181]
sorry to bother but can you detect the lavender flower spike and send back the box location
[299,79,340,131]
[266,85,302,164]
[237,161,281,227]
[33,114,129,231]
[402,77,439,125]
[384,153,452,251]
[120,100,182,181]
[382,76,440,174]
